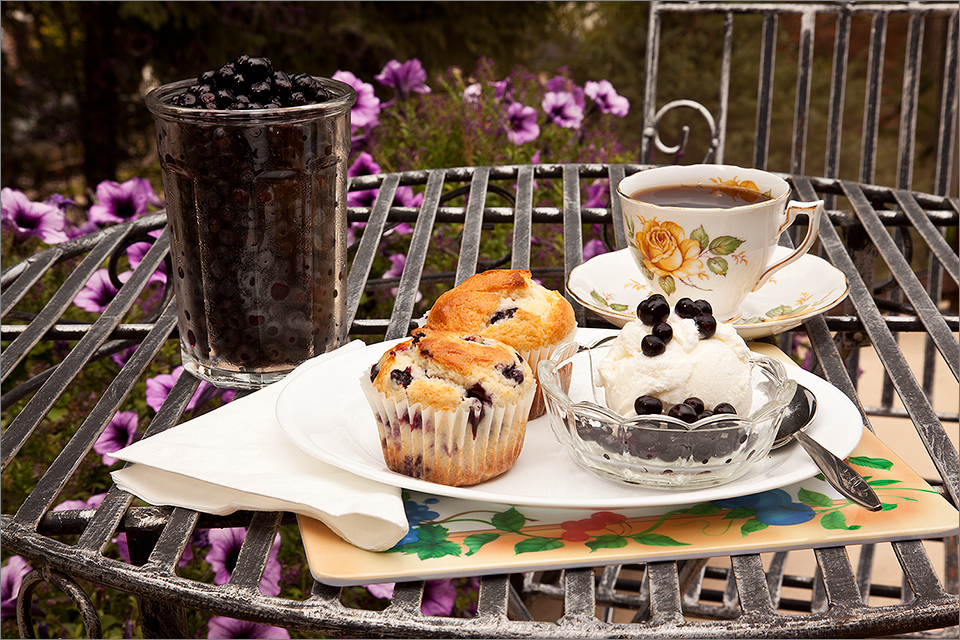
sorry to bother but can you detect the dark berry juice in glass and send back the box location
[146,78,356,388]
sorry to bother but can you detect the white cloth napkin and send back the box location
[110,341,408,552]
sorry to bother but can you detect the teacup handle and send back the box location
[752,199,824,291]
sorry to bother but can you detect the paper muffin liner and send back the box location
[521,325,578,420]
[360,375,536,486]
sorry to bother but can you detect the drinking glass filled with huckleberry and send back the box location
[146,56,356,388]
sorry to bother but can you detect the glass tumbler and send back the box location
[146,77,356,388]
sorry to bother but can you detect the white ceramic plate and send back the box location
[567,246,850,339]
[276,328,864,509]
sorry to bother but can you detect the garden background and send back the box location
[1,2,956,638]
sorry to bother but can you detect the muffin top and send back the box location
[424,269,576,351]
[368,329,534,410]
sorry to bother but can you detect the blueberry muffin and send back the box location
[360,329,536,486]
[423,269,576,418]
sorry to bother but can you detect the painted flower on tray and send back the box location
[714,489,816,526]
[88,177,160,225]
[206,616,290,639]
[206,527,282,596]
[1,556,33,620]
[1,187,69,244]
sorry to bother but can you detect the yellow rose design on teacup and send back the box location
[634,219,703,279]
[629,216,746,296]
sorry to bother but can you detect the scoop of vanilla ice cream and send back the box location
[595,313,753,417]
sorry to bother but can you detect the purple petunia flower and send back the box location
[584,180,609,209]
[583,239,607,261]
[88,177,159,225]
[462,83,482,104]
[1,187,69,244]
[542,91,584,130]
[363,579,458,617]
[505,102,540,145]
[384,253,422,303]
[65,219,100,240]
[44,193,75,212]
[206,527,282,596]
[490,78,513,103]
[207,616,290,639]
[1,556,33,621]
[585,80,630,117]
[110,345,139,368]
[126,241,167,285]
[347,152,382,208]
[73,269,131,313]
[54,493,107,513]
[93,410,139,466]
[332,70,381,131]
[546,73,585,108]
[375,59,431,102]
[145,366,231,413]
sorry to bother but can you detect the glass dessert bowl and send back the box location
[538,341,796,489]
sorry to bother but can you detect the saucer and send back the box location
[567,246,850,339]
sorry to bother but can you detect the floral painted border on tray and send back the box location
[298,430,958,586]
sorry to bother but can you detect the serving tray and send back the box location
[299,428,958,586]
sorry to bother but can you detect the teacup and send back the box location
[616,164,823,322]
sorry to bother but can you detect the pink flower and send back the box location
[1,187,68,244]
[88,178,160,224]
[542,91,584,130]
[206,527,282,596]
[584,180,609,209]
[363,579,458,617]
[375,59,431,101]
[505,102,540,145]
[73,269,131,313]
[126,241,167,285]
[585,80,630,117]
[1,556,33,620]
[332,70,381,131]
[207,616,290,639]
[583,239,607,261]
[93,411,139,466]
[145,366,230,413]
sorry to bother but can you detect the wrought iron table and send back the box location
[2,164,958,638]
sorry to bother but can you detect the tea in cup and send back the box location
[616,164,823,322]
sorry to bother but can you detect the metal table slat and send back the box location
[731,555,776,615]
[0,224,130,383]
[606,164,627,249]
[229,511,284,591]
[511,165,535,270]
[0,250,61,320]
[813,546,865,607]
[895,10,925,190]
[345,173,401,331]
[840,181,959,378]
[12,301,179,529]
[645,562,685,624]
[561,165,585,327]
[385,170,444,341]
[859,11,887,185]
[454,165,490,286]
[753,11,778,171]
[1,230,170,470]
[893,190,960,284]
[934,12,958,196]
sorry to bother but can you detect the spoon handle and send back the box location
[795,431,883,511]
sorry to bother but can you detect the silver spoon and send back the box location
[774,384,882,511]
